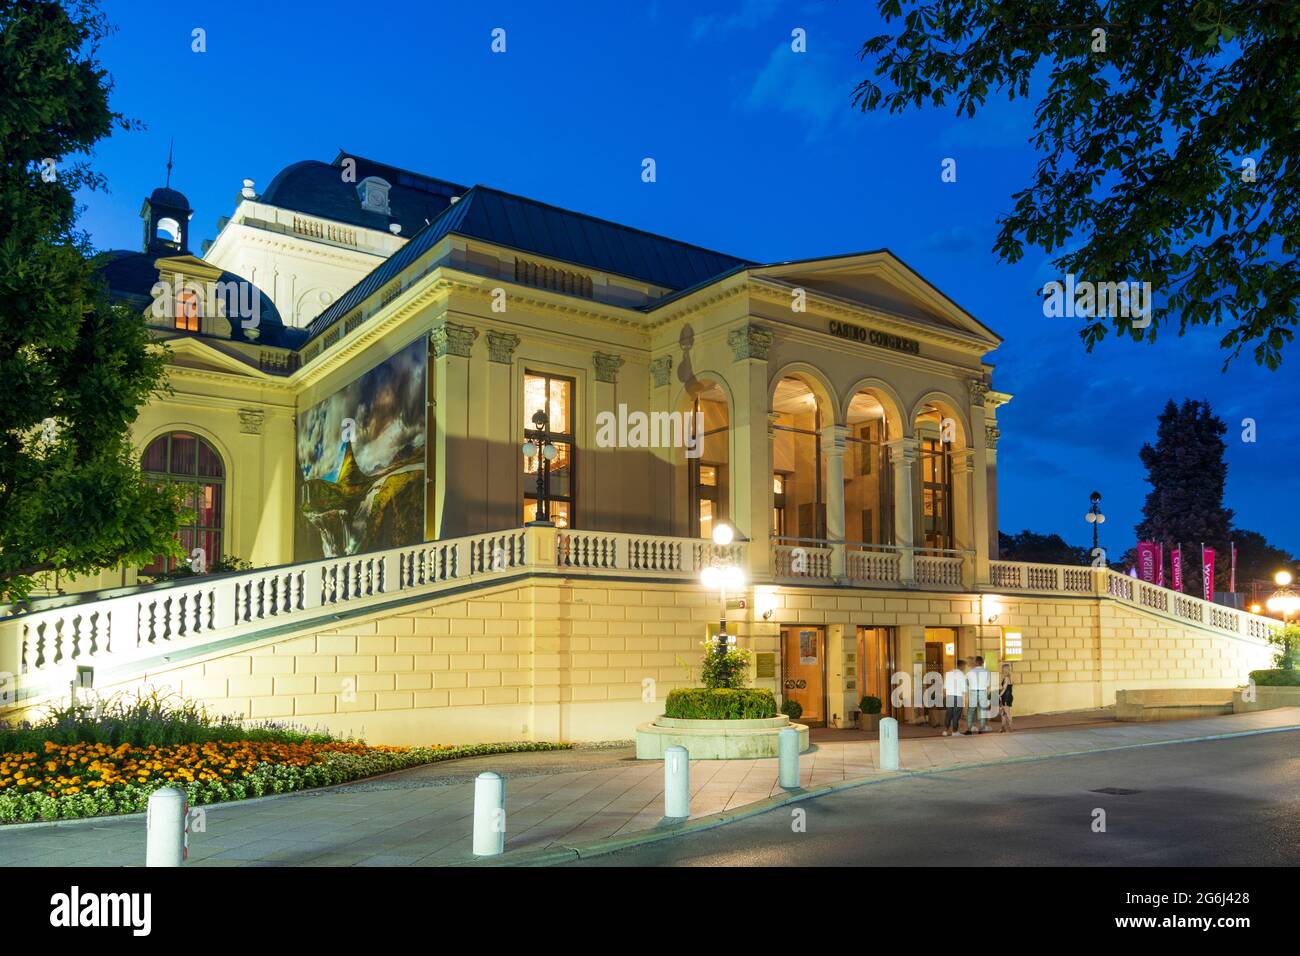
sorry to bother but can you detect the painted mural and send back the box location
[295,337,427,560]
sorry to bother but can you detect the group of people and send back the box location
[940,656,1014,736]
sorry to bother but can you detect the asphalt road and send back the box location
[567,731,1300,866]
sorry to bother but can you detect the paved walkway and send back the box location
[2,708,1296,867]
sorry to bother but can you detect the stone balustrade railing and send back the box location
[987,559,1279,645]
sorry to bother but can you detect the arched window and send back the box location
[914,402,960,550]
[686,382,729,538]
[140,432,226,574]
[844,391,893,546]
[771,376,826,541]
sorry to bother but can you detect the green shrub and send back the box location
[700,645,751,689]
[1248,669,1300,687]
[1265,623,1300,670]
[664,688,777,720]
[780,699,803,720]
[859,695,883,715]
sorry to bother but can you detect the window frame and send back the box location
[522,370,577,527]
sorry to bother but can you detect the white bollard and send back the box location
[472,771,506,857]
[879,716,900,771]
[778,726,801,789]
[145,786,188,867]
[664,745,690,818]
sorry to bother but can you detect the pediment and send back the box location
[154,334,269,379]
[154,254,223,281]
[752,251,1001,347]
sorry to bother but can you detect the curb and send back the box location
[452,721,1300,867]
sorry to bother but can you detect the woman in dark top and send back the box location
[998,665,1014,733]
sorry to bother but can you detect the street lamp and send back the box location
[521,409,558,525]
[700,523,744,652]
[1084,491,1105,556]
[1266,570,1300,623]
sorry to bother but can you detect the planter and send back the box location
[635,714,810,759]
[858,713,882,732]
[1233,684,1300,713]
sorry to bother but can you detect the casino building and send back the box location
[0,153,1276,743]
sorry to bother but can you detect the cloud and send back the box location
[921,225,980,254]
[741,41,859,137]
[691,0,783,42]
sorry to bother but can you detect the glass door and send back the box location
[856,626,897,717]
[781,626,826,726]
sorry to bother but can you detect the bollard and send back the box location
[778,726,801,789]
[664,745,690,818]
[473,771,506,857]
[145,786,188,867]
[879,716,899,771]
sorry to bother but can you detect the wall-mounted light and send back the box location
[983,596,1003,624]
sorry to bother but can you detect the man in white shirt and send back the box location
[964,656,991,734]
[942,659,967,737]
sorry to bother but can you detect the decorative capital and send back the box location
[593,351,625,384]
[486,330,520,364]
[649,356,673,389]
[238,408,265,435]
[728,323,774,362]
[985,424,1001,449]
[430,321,477,358]
[820,424,850,455]
[886,437,920,466]
[967,379,990,406]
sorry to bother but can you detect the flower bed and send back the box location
[0,740,571,824]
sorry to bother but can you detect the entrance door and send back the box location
[781,626,826,726]
[856,626,898,717]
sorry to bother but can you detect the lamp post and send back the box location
[700,523,744,653]
[1266,570,1300,624]
[521,409,557,525]
[1084,491,1105,556]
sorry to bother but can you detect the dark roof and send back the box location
[148,186,191,210]
[94,251,303,349]
[303,185,754,342]
[258,154,467,238]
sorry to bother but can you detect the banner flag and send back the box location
[1136,542,1158,583]
[1202,545,1216,603]
[1171,546,1183,592]
[1156,546,1165,588]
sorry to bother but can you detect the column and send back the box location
[591,351,625,530]
[727,323,775,582]
[985,423,1002,559]
[649,356,675,534]
[887,437,920,585]
[965,379,992,582]
[951,448,976,590]
[431,320,478,538]
[485,331,520,531]
[821,424,849,581]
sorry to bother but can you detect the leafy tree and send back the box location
[1134,399,1234,594]
[998,529,1089,565]
[1229,528,1295,587]
[854,1,1300,368]
[0,0,181,604]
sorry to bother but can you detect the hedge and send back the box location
[664,688,777,720]
[1248,669,1300,687]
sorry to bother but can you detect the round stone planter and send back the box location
[635,713,810,760]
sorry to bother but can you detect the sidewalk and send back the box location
[3,708,1297,867]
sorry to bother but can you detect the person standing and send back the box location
[964,655,990,734]
[998,664,1014,733]
[942,659,967,737]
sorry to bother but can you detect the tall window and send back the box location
[176,289,201,332]
[140,432,225,574]
[919,436,953,550]
[771,376,825,540]
[523,371,574,527]
[844,392,893,546]
[687,384,728,538]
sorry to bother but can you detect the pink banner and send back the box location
[1156,546,1165,588]
[1202,546,1216,602]
[1136,542,1158,584]
[1171,547,1183,592]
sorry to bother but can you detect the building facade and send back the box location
[0,153,1276,743]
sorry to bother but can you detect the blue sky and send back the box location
[80,0,1299,555]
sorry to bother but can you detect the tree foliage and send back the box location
[998,528,1090,565]
[0,0,181,603]
[854,1,1300,368]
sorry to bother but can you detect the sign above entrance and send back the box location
[828,319,921,356]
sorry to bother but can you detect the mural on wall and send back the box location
[295,337,427,560]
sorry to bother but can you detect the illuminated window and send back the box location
[522,371,575,527]
[140,432,224,574]
[176,289,201,332]
[920,437,953,550]
[844,391,893,545]
[687,384,728,539]
[771,376,825,541]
